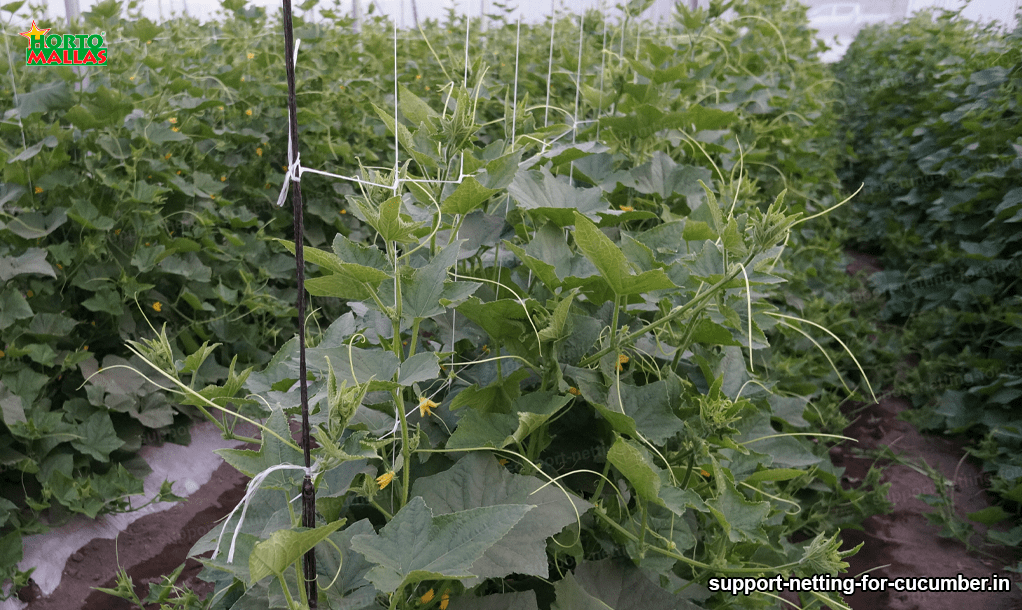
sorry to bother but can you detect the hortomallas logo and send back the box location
[19,20,107,66]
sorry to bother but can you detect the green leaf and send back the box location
[64,104,101,129]
[159,253,212,283]
[455,297,539,343]
[506,241,561,290]
[70,412,125,462]
[743,468,806,484]
[305,275,375,300]
[447,591,539,610]
[131,180,170,204]
[510,167,607,226]
[0,248,56,282]
[332,233,389,269]
[82,288,124,316]
[697,180,725,237]
[574,559,704,610]
[397,352,440,386]
[315,519,378,599]
[277,239,391,299]
[630,152,682,199]
[26,313,78,337]
[604,379,686,444]
[1,208,67,239]
[248,520,346,584]
[551,572,613,610]
[358,196,421,244]
[306,346,401,391]
[440,176,498,215]
[447,391,571,450]
[0,530,24,572]
[445,410,517,449]
[538,288,578,342]
[412,453,592,580]
[215,409,304,486]
[372,103,438,171]
[734,412,821,468]
[0,287,33,329]
[350,496,532,593]
[14,81,73,118]
[399,241,463,321]
[707,479,770,543]
[0,383,27,426]
[607,438,662,504]
[398,84,439,125]
[967,506,1010,525]
[573,212,675,296]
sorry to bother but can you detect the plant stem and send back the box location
[222,433,262,445]
[370,499,393,520]
[593,508,800,575]
[590,458,612,501]
[579,260,749,367]
[408,318,421,358]
[394,388,411,509]
[609,294,621,348]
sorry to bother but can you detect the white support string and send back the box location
[275,39,303,208]
[212,461,320,563]
[393,19,399,195]
[544,3,556,127]
[596,0,609,141]
[463,13,471,88]
[263,8,623,392]
[569,13,584,183]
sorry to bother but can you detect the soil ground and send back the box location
[834,252,1022,610]
[11,252,1022,610]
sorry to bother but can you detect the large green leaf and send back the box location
[1,208,67,239]
[572,212,675,296]
[606,438,702,516]
[25,313,77,338]
[396,241,478,322]
[397,352,440,386]
[0,288,33,329]
[398,84,439,125]
[249,520,346,585]
[0,248,56,282]
[0,383,26,426]
[510,167,607,226]
[605,379,686,444]
[551,572,613,610]
[306,346,401,391]
[356,196,422,245]
[412,453,592,580]
[607,438,662,504]
[215,409,305,487]
[455,297,539,343]
[448,591,539,610]
[733,411,821,469]
[13,80,73,118]
[349,496,531,592]
[440,176,498,215]
[316,519,379,600]
[277,239,391,300]
[707,478,771,543]
[574,559,704,610]
[447,391,570,450]
[69,412,124,462]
